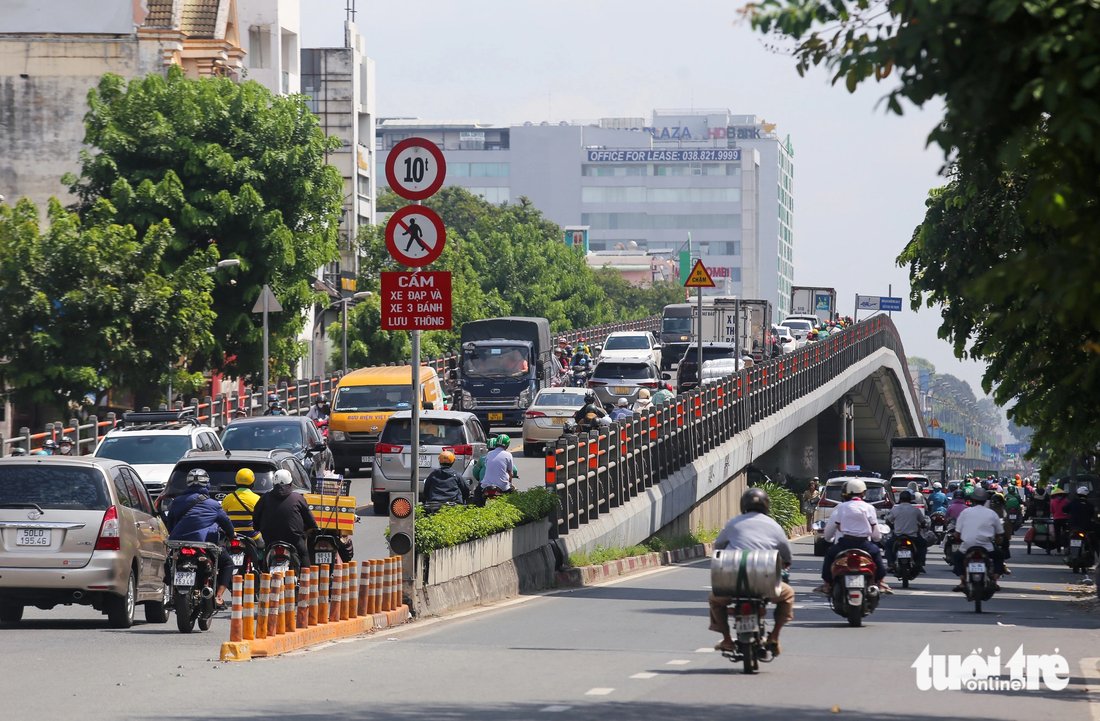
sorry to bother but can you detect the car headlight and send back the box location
[518,387,532,408]
[461,390,475,409]
[330,429,346,442]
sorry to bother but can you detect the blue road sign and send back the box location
[879,296,903,312]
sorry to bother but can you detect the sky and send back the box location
[300,0,991,401]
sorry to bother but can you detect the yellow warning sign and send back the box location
[684,259,715,288]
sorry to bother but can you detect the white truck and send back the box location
[790,286,837,324]
[695,298,774,361]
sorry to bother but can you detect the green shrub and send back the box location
[757,481,806,534]
[566,526,719,568]
[413,487,560,554]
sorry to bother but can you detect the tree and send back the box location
[65,67,344,380]
[0,198,216,413]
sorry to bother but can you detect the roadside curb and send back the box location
[219,605,410,661]
[555,543,715,587]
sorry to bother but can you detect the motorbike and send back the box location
[828,548,881,627]
[929,511,948,543]
[228,534,260,578]
[1025,517,1057,554]
[166,540,221,633]
[1005,507,1022,534]
[264,541,302,579]
[310,529,351,570]
[721,597,773,674]
[893,534,921,589]
[961,545,997,613]
[313,418,330,441]
[1065,528,1096,574]
[942,521,958,566]
[570,361,591,387]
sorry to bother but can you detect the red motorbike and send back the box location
[828,549,881,627]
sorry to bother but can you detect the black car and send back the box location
[160,450,312,513]
[219,416,333,478]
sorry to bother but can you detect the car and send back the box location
[785,313,823,327]
[160,450,313,511]
[0,456,170,628]
[890,473,932,501]
[522,387,605,455]
[773,326,797,354]
[597,331,662,368]
[371,410,490,513]
[219,415,332,479]
[675,342,744,393]
[660,341,691,376]
[811,476,893,555]
[92,410,224,497]
[780,318,815,344]
[587,358,662,407]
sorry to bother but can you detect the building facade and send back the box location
[375,109,794,316]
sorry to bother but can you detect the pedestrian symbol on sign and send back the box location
[402,217,429,253]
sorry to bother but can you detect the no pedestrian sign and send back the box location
[385,137,447,201]
[380,271,452,331]
[385,206,446,267]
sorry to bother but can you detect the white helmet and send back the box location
[617,397,629,407]
[932,482,942,490]
[845,479,867,496]
[1078,486,1090,496]
[272,469,293,486]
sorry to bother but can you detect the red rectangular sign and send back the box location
[380,271,452,331]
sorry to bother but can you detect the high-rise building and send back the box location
[375,109,794,316]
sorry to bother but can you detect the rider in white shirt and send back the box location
[816,479,890,594]
[951,486,1005,591]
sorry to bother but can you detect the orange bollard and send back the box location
[378,558,390,612]
[330,562,343,623]
[340,562,351,620]
[357,560,369,616]
[285,570,297,632]
[318,565,330,624]
[297,567,310,629]
[273,572,285,636]
[352,561,366,617]
[229,574,244,642]
[309,565,319,626]
[242,573,255,641]
[390,556,401,610]
[369,559,382,614]
[257,573,271,640]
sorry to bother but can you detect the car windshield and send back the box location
[533,391,588,408]
[823,484,888,503]
[662,316,693,334]
[681,347,737,366]
[334,384,413,412]
[782,320,813,332]
[462,346,531,378]
[593,362,653,380]
[222,423,305,453]
[0,465,110,510]
[94,435,192,466]
[166,463,278,496]
[380,419,466,445]
[604,336,650,350]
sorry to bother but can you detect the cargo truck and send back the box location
[696,298,774,362]
[790,286,837,324]
[890,437,947,488]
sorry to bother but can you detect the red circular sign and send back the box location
[385,205,446,267]
[385,137,447,201]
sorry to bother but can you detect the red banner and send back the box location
[380,271,452,331]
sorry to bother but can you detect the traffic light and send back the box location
[388,492,416,557]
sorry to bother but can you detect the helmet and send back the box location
[1078,485,1091,496]
[637,388,651,400]
[991,493,1005,506]
[932,482,942,490]
[496,434,511,448]
[953,490,965,500]
[272,469,293,486]
[970,487,989,503]
[486,436,498,450]
[662,381,673,391]
[584,390,597,403]
[1015,474,1021,481]
[313,395,323,405]
[845,479,867,496]
[43,439,57,450]
[60,435,73,445]
[740,487,771,515]
[563,420,579,434]
[267,393,279,404]
[186,468,210,487]
[9,447,27,456]
[438,449,456,466]
[617,397,629,407]
[1050,486,1067,496]
[235,468,255,487]
[898,490,913,503]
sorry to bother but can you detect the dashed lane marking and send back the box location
[585,688,615,696]
[631,672,658,679]
[694,647,715,653]
[666,659,692,666]
[540,706,572,713]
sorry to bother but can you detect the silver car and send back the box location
[0,456,170,628]
[521,387,604,456]
[588,359,661,407]
[370,410,489,513]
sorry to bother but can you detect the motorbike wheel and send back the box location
[846,604,863,627]
[198,613,213,632]
[1026,543,1032,555]
[144,584,170,624]
[175,593,196,633]
[902,577,910,590]
[975,598,982,613]
[739,641,756,675]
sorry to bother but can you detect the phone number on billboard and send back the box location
[585,149,743,163]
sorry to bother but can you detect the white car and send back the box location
[597,331,662,368]
[92,410,224,497]
[780,319,815,346]
[773,327,797,354]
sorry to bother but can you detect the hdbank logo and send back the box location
[912,644,1070,691]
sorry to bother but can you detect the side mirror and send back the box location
[661,372,673,381]
[446,369,457,382]
[310,441,326,452]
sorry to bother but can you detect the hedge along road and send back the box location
[350,433,545,562]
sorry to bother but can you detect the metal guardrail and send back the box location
[0,315,662,456]
[543,315,917,536]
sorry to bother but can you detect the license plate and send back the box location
[550,417,567,426]
[315,551,334,565]
[613,386,631,395]
[734,616,756,634]
[231,553,244,567]
[933,525,944,532]
[845,575,865,588]
[1008,514,1018,520]
[16,528,51,546]
[270,562,289,574]
[488,412,503,421]
[897,549,912,559]
[418,454,432,467]
[174,571,196,587]
[1071,539,1083,547]
[967,562,986,573]
[361,455,372,463]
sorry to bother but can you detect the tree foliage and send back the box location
[65,66,344,379]
[749,1,1100,463]
[334,188,681,368]
[0,198,216,412]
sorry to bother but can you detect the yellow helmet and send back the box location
[438,450,456,466]
[235,467,255,487]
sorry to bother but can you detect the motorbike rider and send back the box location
[306,395,329,422]
[476,433,517,504]
[1004,484,1024,527]
[8,447,28,457]
[570,344,592,370]
[946,490,968,521]
[263,393,288,416]
[814,479,891,595]
[573,390,607,431]
[609,397,635,422]
[927,482,949,515]
[221,468,264,565]
[167,469,236,609]
[1065,485,1099,556]
[57,436,75,456]
[951,486,1005,592]
[885,490,929,572]
[1050,486,1071,552]
[422,450,470,509]
[252,469,317,563]
[633,388,653,413]
[709,487,795,657]
[650,381,676,406]
[41,439,58,455]
[1024,481,1050,521]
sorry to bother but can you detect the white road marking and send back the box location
[540,706,572,713]
[631,672,658,679]
[585,688,615,696]
[694,647,715,653]
[666,659,691,666]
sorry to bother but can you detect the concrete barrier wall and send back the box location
[421,520,551,586]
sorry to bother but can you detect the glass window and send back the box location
[465,187,510,204]
[123,469,153,515]
[95,435,192,466]
[462,345,531,378]
[112,471,134,509]
[0,465,110,510]
[221,422,306,453]
[333,384,413,412]
[603,335,651,350]
[448,162,470,177]
[380,419,466,446]
[166,464,277,497]
[469,163,509,177]
[533,390,588,408]
[592,362,656,380]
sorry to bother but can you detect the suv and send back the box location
[588,359,661,407]
[371,410,489,513]
[811,476,893,555]
[676,343,741,393]
[160,450,312,512]
[219,416,332,479]
[0,456,169,628]
[598,331,662,368]
[93,410,224,497]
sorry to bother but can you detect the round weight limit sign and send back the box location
[385,137,447,201]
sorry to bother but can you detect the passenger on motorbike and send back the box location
[1066,486,1099,556]
[709,487,795,656]
[633,388,653,413]
[252,469,317,563]
[477,434,516,504]
[573,390,607,430]
[951,487,1005,592]
[263,393,288,416]
[423,450,470,509]
[815,479,891,595]
[927,482,949,515]
[608,397,635,422]
[650,381,676,406]
[885,490,928,572]
[221,468,264,563]
[946,490,968,521]
[167,469,236,609]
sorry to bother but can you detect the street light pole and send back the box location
[341,291,373,376]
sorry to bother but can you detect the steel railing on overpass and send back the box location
[544,315,918,536]
[0,315,661,456]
